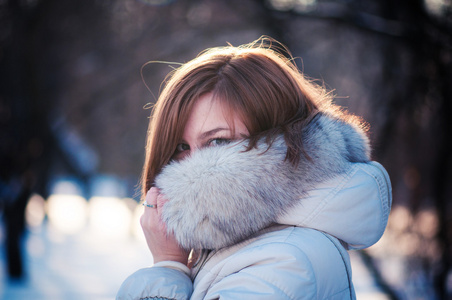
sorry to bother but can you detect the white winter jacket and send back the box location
[117,112,392,300]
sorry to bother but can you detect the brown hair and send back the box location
[141,37,332,198]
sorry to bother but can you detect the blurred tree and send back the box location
[0,0,100,279]
[0,0,53,279]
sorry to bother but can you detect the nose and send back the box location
[187,145,201,157]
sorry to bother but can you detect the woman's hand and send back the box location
[140,187,189,265]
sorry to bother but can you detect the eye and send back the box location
[172,143,190,161]
[176,143,190,152]
[207,138,232,147]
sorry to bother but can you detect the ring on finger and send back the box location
[142,201,157,208]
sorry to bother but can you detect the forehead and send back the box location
[184,94,228,134]
[183,93,244,141]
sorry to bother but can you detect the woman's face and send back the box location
[173,92,249,161]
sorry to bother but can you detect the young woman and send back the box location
[117,38,392,299]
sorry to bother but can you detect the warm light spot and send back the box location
[388,206,412,232]
[367,228,391,256]
[414,209,438,239]
[268,0,295,11]
[50,177,84,195]
[46,194,88,234]
[294,0,316,12]
[88,196,132,238]
[26,193,46,228]
[424,0,449,17]
[398,232,421,256]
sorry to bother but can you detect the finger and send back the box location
[145,187,159,205]
[141,188,159,228]
[142,188,158,211]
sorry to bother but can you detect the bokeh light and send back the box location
[424,0,449,17]
[88,196,132,238]
[25,193,46,228]
[46,194,88,234]
[46,178,88,234]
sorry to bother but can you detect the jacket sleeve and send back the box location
[116,262,193,300]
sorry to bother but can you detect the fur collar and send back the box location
[155,112,370,250]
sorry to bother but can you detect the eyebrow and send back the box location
[198,127,231,140]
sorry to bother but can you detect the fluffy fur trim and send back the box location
[155,112,370,250]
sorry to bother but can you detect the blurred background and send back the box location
[0,0,451,299]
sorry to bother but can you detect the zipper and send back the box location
[192,249,213,279]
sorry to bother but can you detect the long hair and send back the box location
[141,37,333,198]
